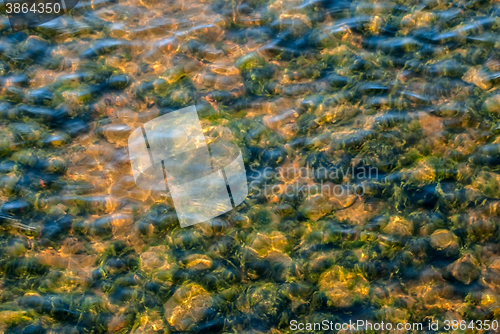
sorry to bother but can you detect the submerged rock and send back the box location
[318,265,369,308]
[430,229,459,256]
[382,216,413,237]
[163,283,213,331]
[472,171,500,199]
[448,254,480,285]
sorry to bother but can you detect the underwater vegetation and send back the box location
[1,0,500,332]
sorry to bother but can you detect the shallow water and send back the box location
[1,0,500,332]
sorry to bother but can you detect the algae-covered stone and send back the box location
[430,229,459,256]
[182,253,213,271]
[130,309,166,333]
[448,253,480,285]
[318,265,369,308]
[480,258,500,292]
[164,283,213,331]
[472,171,500,199]
[248,231,289,257]
[383,216,413,237]
[407,159,437,184]
[98,123,134,144]
[40,132,71,147]
[107,74,131,89]
[0,310,32,326]
[236,52,266,71]
[236,283,279,320]
[462,66,492,90]
[299,184,357,221]
[482,95,500,114]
